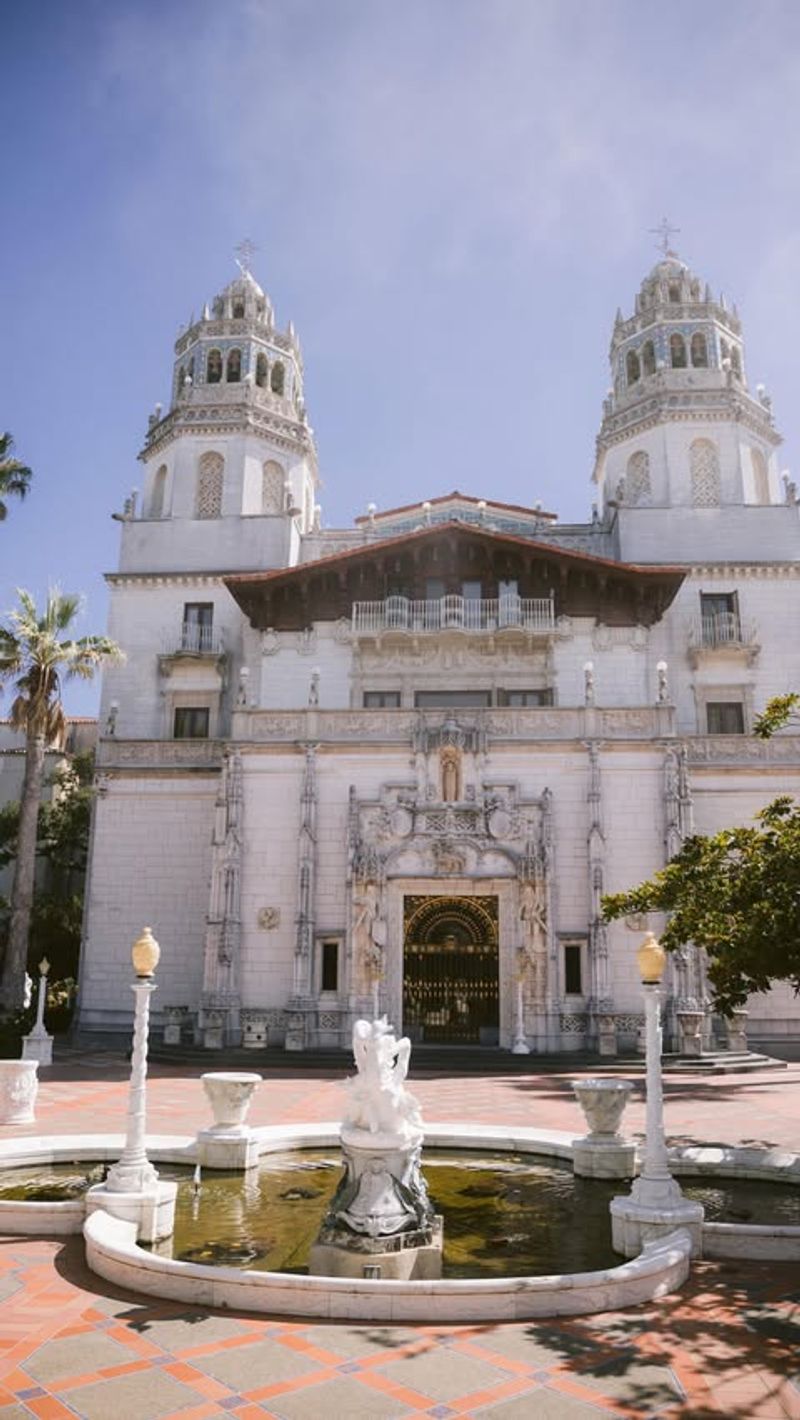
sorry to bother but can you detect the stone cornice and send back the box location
[140,404,316,463]
[105,571,237,587]
[597,394,780,453]
[685,563,800,578]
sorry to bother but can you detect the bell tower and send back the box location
[130,253,318,574]
[592,244,791,562]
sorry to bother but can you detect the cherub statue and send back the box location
[344,1017,422,1137]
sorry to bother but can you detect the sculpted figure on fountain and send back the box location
[344,1017,422,1139]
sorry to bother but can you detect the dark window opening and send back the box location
[691,332,708,368]
[226,348,241,383]
[415,690,492,708]
[626,349,640,385]
[321,940,339,993]
[364,690,401,708]
[706,702,745,735]
[271,361,285,395]
[232,299,245,318]
[642,340,656,376]
[255,352,268,387]
[174,707,210,739]
[206,349,222,384]
[498,688,554,707]
[564,942,583,995]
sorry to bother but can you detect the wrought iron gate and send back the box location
[403,895,499,1045]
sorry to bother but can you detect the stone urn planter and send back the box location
[570,1077,635,1179]
[198,1072,262,1169]
[202,1072,262,1133]
[0,1060,39,1124]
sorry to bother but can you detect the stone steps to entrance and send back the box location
[147,1042,788,1075]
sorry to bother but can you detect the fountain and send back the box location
[309,1017,442,1279]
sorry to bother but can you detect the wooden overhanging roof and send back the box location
[224,522,685,630]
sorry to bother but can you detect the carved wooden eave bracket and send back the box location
[224,521,685,631]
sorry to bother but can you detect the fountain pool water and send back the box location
[2,1151,797,1278]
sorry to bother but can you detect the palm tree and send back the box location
[0,590,122,1011]
[0,434,32,520]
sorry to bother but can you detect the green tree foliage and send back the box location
[0,751,95,980]
[0,433,32,520]
[603,797,800,1013]
[753,692,800,739]
[0,590,121,1010]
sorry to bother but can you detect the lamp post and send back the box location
[610,932,704,1256]
[105,927,161,1195]
[21,956,54,1067]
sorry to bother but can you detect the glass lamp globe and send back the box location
[131,926,160,978]
[637,931,666,984]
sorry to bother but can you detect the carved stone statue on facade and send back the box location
[519,877,548,1000]
[352,881,387,993]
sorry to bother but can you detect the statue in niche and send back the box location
[344,1017,422,1137]
[519,877,548,1000]
[440,746,461,802]
[353,880,387,990]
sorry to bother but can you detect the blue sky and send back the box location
[3,0,800,714]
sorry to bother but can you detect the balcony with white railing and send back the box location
[687,612,759,667]
[160,623,226,659]
[352,594,556,637]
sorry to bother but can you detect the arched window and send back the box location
[625,450,652,506]
[226,348,241,383]
[196,452,224,519]
[262,460,285,513]
[255,352,268,388]
[670,334,687,368]
[270,361,285,395]
[206,349,222,384]
[668,284,681,303]
[150,464,167,519]
[690,332,708,368]
[626,349,640,385]
[730,345,742,378]
[752,448,770,504]
[642,341,656,376]
[232,298,245,319]
[690,439,721,507]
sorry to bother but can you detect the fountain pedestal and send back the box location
[310,1018,442,1280]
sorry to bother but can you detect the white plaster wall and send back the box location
[100,580,247,739]
[617,504,800,564]
[79,775,216,1030]
[601,418,780,513]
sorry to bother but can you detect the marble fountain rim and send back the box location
[0,1125,797,1317]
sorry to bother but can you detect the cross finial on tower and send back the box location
[649,217,680,257]
[234,237,258,275]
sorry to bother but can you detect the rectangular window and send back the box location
[321,940,339,993]
[182,602,214,653]
[498,689,554,707]
[425,578,445,601]
[173,706,210,739]
[706,701,745,735]
[564,942,583,995]
[700,591,740,646]
[363,690,401,708]
[415,689,492,708]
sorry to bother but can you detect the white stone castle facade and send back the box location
[78,251,800,1053]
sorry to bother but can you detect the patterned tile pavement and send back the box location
[0,1052,797,1419]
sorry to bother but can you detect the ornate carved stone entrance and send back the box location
[403,895,499,1045]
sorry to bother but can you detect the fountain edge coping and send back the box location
[83,1209,694,1322]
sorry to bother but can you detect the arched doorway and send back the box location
[403,895,499,1045]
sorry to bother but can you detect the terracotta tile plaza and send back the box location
[0,1052,798,1419]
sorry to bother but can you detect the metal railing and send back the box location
[178,623,223,654]
[352,595,555,636]
[699,612,744,646]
